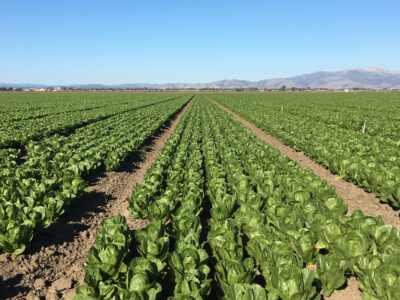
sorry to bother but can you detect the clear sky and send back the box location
[1,0,399,84]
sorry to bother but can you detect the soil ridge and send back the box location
[207,96,400,230]
[0,97,194,300]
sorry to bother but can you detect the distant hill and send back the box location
[253,68,400,89]
[2,68,400,89]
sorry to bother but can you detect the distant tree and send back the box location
[280,85,286,91]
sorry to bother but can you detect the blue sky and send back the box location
[1,0,399,84]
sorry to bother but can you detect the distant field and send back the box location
[1,92,399,300]
[0,93,187,148]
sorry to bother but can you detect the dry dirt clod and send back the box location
[33,278,46,290]
[51,278,72,291]
[25,292,40,300]
[45,291,59,300]
[62,289,77,300]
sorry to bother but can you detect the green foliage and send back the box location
[316,253,350,296]
[0,94,191,254]
[215,258,256,296]
[135,221,169,261]
[225,283,267,300]
[266,266,319,300]
[73,95,400,299]
[211,93,400,208]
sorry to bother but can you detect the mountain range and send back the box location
[2,68,400,89]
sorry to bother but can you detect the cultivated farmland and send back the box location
[0,92,399,300]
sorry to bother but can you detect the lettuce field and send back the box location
[0,92,399,300]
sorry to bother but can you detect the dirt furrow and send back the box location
[208,97,400,230]
[0,99,193,300]
[325,277,362,300]
[208,96,400,300]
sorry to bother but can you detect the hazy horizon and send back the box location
[1,67,400,86]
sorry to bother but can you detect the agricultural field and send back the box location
[0,92,399,300]
[0,93,191,256]
[211,93,400,208]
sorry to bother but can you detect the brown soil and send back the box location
[324,277,362,300]
[208,97,400,230]
[0,99,193,300]
[208,97,400,300]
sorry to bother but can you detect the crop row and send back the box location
[210,94,400,209]
[76,96,400,299]
[222,93,400,140]
[0,93,183,149]
[0,95,191,254]
[0,93,180,121]
[0,100,109,122]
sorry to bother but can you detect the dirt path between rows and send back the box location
[208,97,400,229]
[0,99,193,300]
[208,97,400,300]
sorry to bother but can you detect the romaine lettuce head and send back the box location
[125,271,162,299]
[316,253,350,296]
[361,264,400,299]
[335,230,371,260]
[246,236,273,265]
[208,219,242,250]
[369,224,400,256]
[215,258,255,296]
[286,228,317,265]
[0,219,34,254]
[169,245,209,281]
[127,257,166,281]
[267,265,319,300]
[135,221,166,243]
[225,283,267,300]
[74,284,98,300]
[171,268,212,299]
[137,236,169,261]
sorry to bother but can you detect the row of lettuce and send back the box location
[0,95,191,254]
[0,93,181,149]
[210,93,400,209]
[76,96,400,299]
[0,93,130,122]
[219,93,400,140]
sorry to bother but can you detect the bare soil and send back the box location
[325,277,362,300]
[209,97,400,230]
[208,97,400,300]
[0,99,192,300]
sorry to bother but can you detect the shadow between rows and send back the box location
[12,94,184,165]
[22,190,113,254]
[211,96,400,218]
[0,274,30,299]
[0,98,192,299]
[19,98,192,254]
